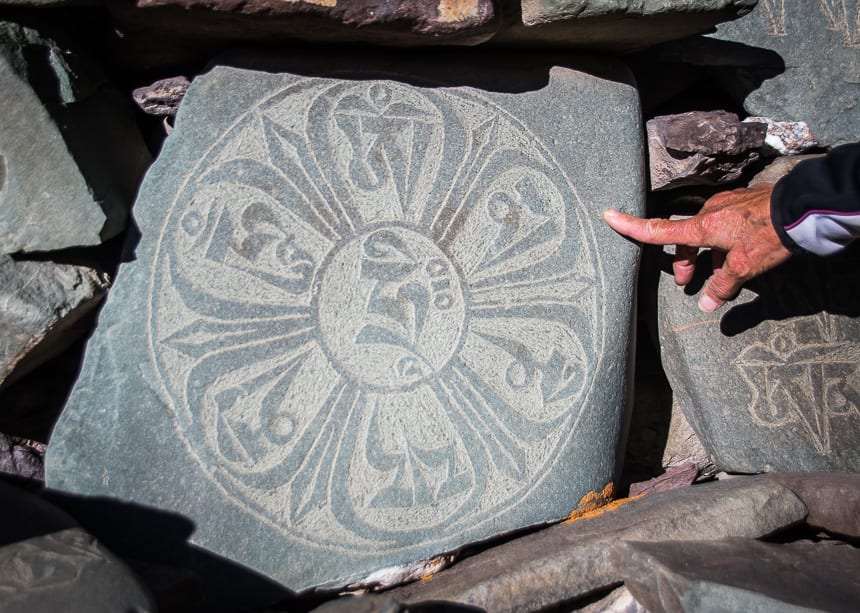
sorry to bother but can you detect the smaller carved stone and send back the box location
[132,76,190,117]
[647,110,766,191]
[658,243,860,473]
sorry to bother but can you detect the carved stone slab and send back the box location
[46,53,643,590]
[658,246,860,473]
[713,1,860,147]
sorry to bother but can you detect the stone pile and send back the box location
[0,0,856,611]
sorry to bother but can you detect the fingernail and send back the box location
[698,294,721,312]
[603,209,618,219]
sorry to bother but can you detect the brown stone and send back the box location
[647,111,766,191]
[748,153,826,186]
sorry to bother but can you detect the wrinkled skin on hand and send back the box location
[604,183,792,312]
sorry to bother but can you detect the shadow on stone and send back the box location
[42,490,303,612]
[657,242,860,337]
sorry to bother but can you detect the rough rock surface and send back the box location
[713,1,860,147]
[0,480,154,613]
[744,117,819,155]
[0,256,108,388]
[46,51,644,591]
[748,154,825,186]
[615,539,860,613]
[0,433,45,481]
[132,76,191,117]
[0,529,156,613]
[658,243,860,473]
[498,0,757,51]
[765,472,860,538]
[0,22,150,254]
[389,478,807,610]
[661,397,715,473]
[109,0,499,60]
[647,111,766,190]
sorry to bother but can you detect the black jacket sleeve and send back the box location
[771,143,860,256]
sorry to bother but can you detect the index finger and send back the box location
[603,209,705,247]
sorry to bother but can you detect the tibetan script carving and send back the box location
[148,80,603,553]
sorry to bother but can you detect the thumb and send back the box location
[698,267,742,313]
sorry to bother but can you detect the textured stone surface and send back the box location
[389,478,807,610]
[748,154,825,186]
[0,22,150,254]
[658,244,860,473]
[133,76,190,117]
[46,52,644,591]
[0,480,154,612]
[0,433,45,481]
[765,472,860,538]
[109,0,498,60]
[615,539,860,613]
[647,111,766,191]
[628,463,698,498]
[744,117,819,155]
[497,0,756,51]
[713,1,860,147]
[0,528,155,613]
[0,256,108,388]
[661,396,715,473]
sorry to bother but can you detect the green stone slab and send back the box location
[46,51,644,591]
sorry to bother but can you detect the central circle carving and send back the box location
[317,225,467,391]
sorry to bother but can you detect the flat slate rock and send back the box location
[765,472,860,538]
[658,244,860,473]
[0,481,154,613]
[389,477,808,611]
[0,22,150,254]
[615,539,860,613]
[496,0,757,52]
[0,256,108,388]
[713,1,860,147]
[46,51,644,591]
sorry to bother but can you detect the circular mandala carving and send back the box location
[149,79,603,553]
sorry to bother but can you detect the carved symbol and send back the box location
[0,154,5,194]
[761,0,787,36]
[151,80,602,552]
[819,0,860,47]
[734,315,860,454]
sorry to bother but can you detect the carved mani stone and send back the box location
[46,53,644,590]
[658,246,860,473]
[713,0,860,147]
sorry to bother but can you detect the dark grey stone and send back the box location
[713,1,860,147]
[657,245,860,473]
[0,256,108,388]
[389,478,807,611]
[496,0,757,52]
[765,472,860,538]
[615,539,860,613]
[132,76,190,117]
[46,52,644,591]
[0,529,155,613]
[0,22,151,254]
[0,480,154,613]
[647,111,766,191]
[0,433,45,481]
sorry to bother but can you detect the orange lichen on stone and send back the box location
[436,0,479,22]
[562,482,644,524]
